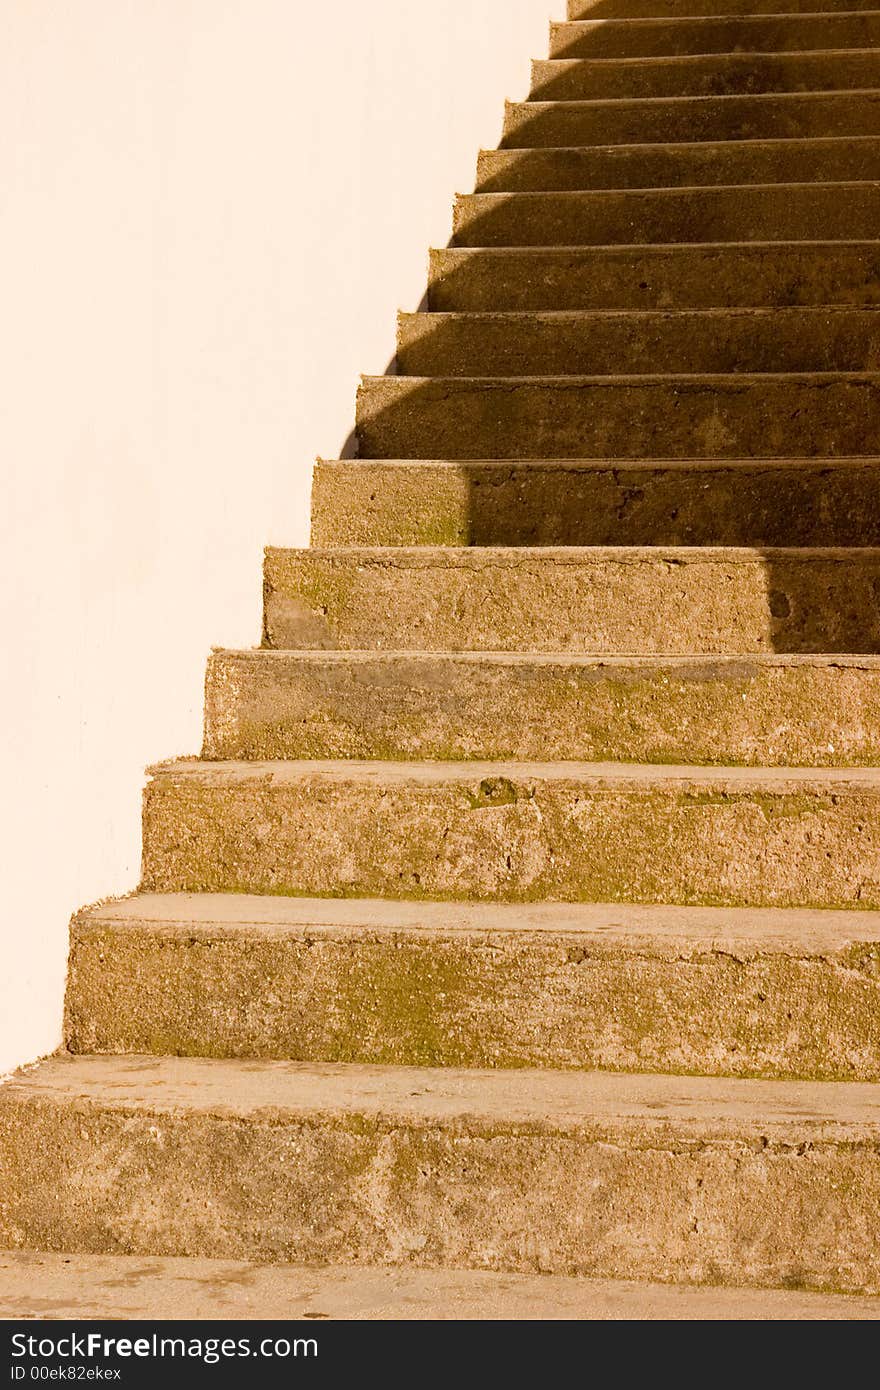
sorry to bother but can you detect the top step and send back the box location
[551,14,880,59]
[568,0,880,17]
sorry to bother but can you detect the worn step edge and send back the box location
[203,649,880,766]
[67,894,880,1077]
[3,1250,879,1320]
[534,47,880,69]
[146,757,880,791]
[568,0,880,14]
[72,892,880,947]
[3,1056,880,1286]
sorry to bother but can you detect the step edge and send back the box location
[145,757,880,789]
[73,892,880,947]
[533,46,880,68]
[508,86,880,108]
[7,1053,880,1129]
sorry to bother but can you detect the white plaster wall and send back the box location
[0,1,564,1074]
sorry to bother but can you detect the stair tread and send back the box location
[556,11,880,21]
[210,647,880,664]
[484,134,880,151]
[3,1250,877,1321]
[78,891,880,946]
[402,307,880,318]
[517,86,880,103]
[320,454,880,463]
[434,239,880,248]
[461,181,880,193]
[150,757,880,790]
[10,1053,880,1130]
[458,183,878,197]
[567,0,880,11]
[364,370,880,380]
[536,47,880,65]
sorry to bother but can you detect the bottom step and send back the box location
[2,1250,878,1321]
[2,1055,879,1293]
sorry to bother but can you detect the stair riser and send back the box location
[4,1084,878,1288]
[502,95,880,146]
[476,141,880,191]
[428,246,880,311]
[397,311,880,376]
[452,188,880,247]
[204,652,880,767]
[264,548,880,655]
[311,461,880,548]
[551,16,880,58]
[356,375,880,462]
[66,918,880,1079]
[531,54,880,101]
[141,769,880,909]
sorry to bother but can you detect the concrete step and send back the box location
[355,373,880,461]
[396,309,880,376]
[553,14,880,59]
[452,185,880,247]
[427,244,880,311]
[3,1054,880,1288]
[141,758,880,908]
[476,137,880,191]
[263,545,880,655]
[4,1249,878,1320]
[530,53,880,101]
[311,459,880,548]
[569,0,880,14]
[204,650,880,766]
[501,92,880,146]
[68,894,880,1079]
[551,14,880,59]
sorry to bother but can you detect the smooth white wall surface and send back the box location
[0,1,563,1074]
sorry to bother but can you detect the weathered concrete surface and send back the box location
[550,15,880,58]
[477,138,880,191]
[452,187,880,247]
[530,53,880,101]
[4,1250,878,1321]
[262,546,880,655]
[203,651,880,766]
[141,759,880,909]
[310,459,880,548]
[501,94,880,147]
[569,0,880,15]
[67,894,880,1079]
[428,245,880,312]
[2,1056,880,1291]
[396,309,880,376]
[355,374,880,460]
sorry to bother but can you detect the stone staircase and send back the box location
[3,0,880,1318]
